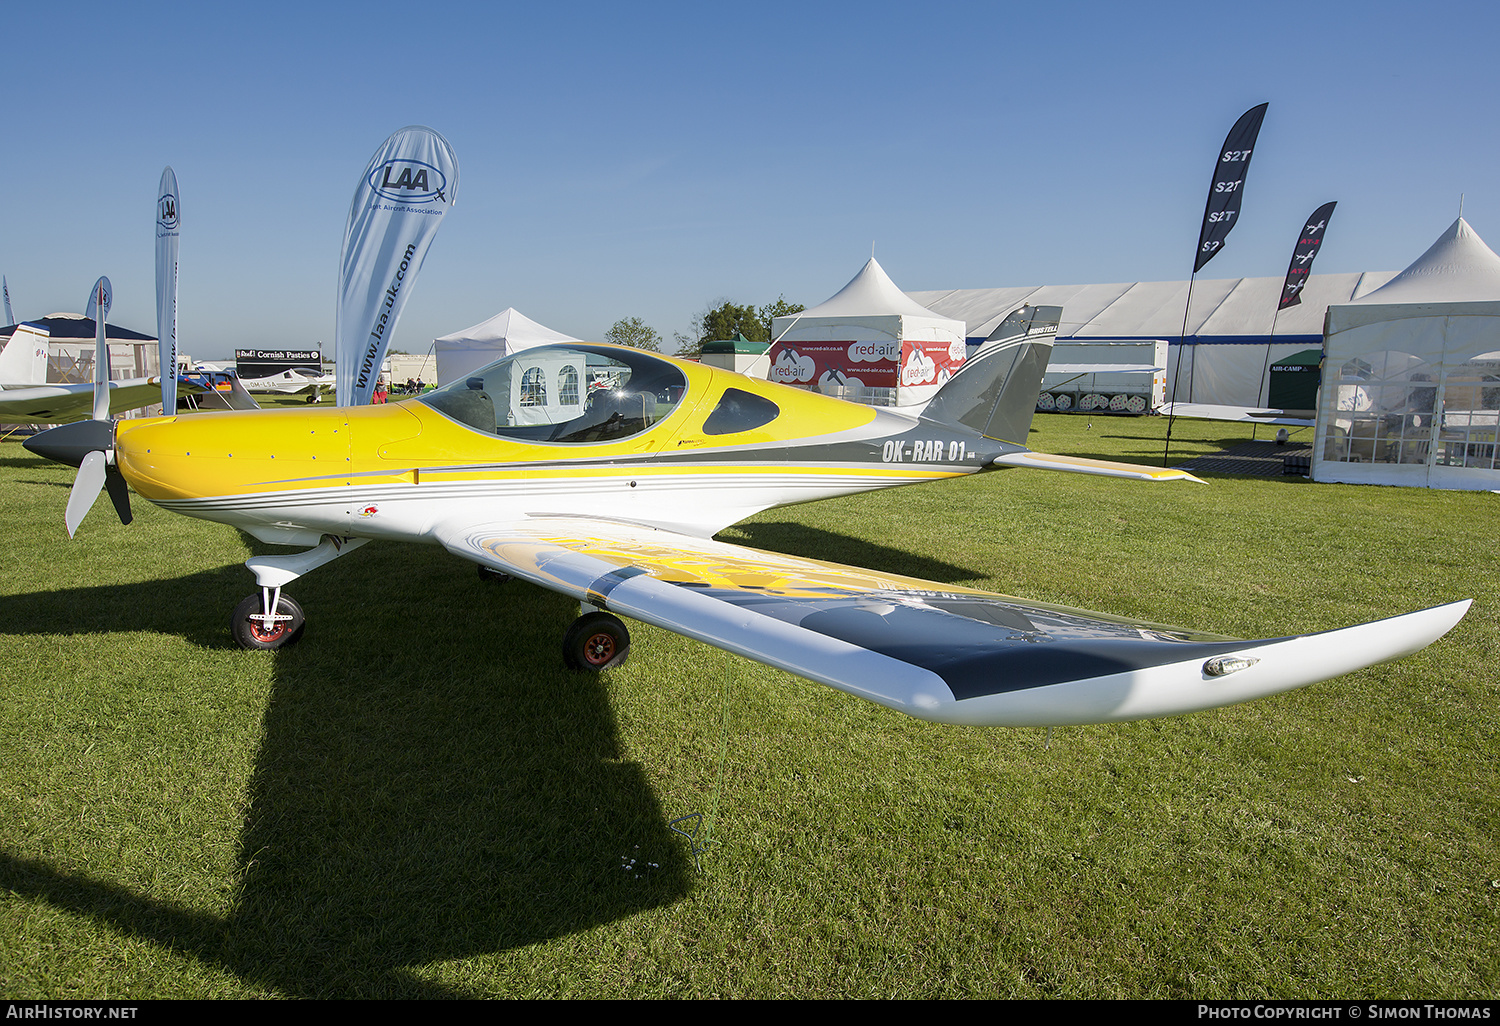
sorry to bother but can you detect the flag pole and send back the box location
[1162,102,1268,467]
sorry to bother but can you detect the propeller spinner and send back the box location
[22,276,133,537]
[23,418,132,536]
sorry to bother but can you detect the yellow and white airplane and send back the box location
[24,335,1469,727]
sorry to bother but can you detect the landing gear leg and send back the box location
[563,611,631,671]
[230,535,370,650]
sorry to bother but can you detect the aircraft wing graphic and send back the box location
[434,516,1469,727]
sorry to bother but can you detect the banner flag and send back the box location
[1193,102,1268,272]
[3,276,13,325]
[156,167,181,411]
[1278,201,1336,310]
[336,126,458,406]
[85,276,112,323]
[86,277,112,421]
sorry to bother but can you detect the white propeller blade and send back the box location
[65,449,107,538]
[88,277,112,422]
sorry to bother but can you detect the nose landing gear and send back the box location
[231,590,306,650]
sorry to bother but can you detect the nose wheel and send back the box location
[563,611,631,671]
[231,592,306,650]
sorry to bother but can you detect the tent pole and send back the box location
[1258,304,1285,410]
[1163,274,1197,465]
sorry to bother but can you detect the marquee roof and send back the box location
[909,273,1397,342]
[1347,218,1500,305]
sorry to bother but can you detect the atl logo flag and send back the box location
[1278,202,1337,310]
[336,126,459,406]
[156,166,181,411]
[1194,103,1268,273]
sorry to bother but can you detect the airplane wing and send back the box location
[1159,402,1315,427]
[433,515,1469,727]
[0,377,195,424]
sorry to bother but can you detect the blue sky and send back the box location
[3,1,1496,359]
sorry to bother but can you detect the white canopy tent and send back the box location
[768,258,966,406]
[433,308,581,387]
[910,272,1396,409]
[1313,218,1500,489]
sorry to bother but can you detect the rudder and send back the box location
[0,324,49,387]
[920,305,1060,444]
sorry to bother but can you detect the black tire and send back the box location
[231,593,306,650]
[476,564,512,584]
[563,612,630,671]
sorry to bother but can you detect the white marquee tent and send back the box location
[433,308,581,387]
[910,272,1396,409]
[768,258,966,407]
[1312,218,1500,489]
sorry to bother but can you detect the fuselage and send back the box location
[114,346,1013,545]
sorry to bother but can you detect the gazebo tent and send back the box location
[433,308,581,387]
[1312,218,1500,489]
[910,272,1396,408]
[767,258,966,407]
[0,313,158,385]
[699,335,770,377]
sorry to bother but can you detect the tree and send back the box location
[604,316,661,351]
[676,298,805,357]
[759,295,805,342]
[702,301,766,345]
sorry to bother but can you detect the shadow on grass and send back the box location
[722,521,986,583]
[1,539,693,997]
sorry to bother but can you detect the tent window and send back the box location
[558,365,580,406]
[1433,353,1500,470]
[519,367,547,407]
[1323,351,1436,466]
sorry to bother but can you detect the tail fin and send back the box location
[178,371,262,412]
[920,305,1060,444]
[0,324,49,387]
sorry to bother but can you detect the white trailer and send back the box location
[1037,339,1167,414]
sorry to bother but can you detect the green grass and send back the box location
[1,413,1496,998]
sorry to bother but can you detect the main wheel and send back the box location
[231,593,306,650]
[563,612,631,671]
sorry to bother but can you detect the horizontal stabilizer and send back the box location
[991,450,1204,483]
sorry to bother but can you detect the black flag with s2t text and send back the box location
[1278,201,1337,310]
[1194,102,1268,272]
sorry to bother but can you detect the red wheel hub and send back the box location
[583,632,616,665]
[249,618,283,642]
[249,621,286,644]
